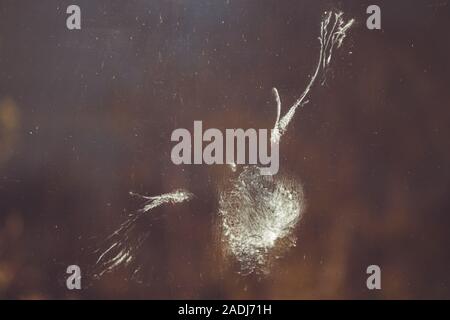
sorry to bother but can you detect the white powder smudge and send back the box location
[271,11,354,144]
[93,189,193,280]
[218,11,354,274]
[219,166,305,275]
[91,11,354,280]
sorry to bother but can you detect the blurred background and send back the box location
[0,0,450,299]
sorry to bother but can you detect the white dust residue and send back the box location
[91,11,354,280]
[93,189,193,280]
[218,11,354,274]
[271,11,354,144]
[219,166,305,274]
